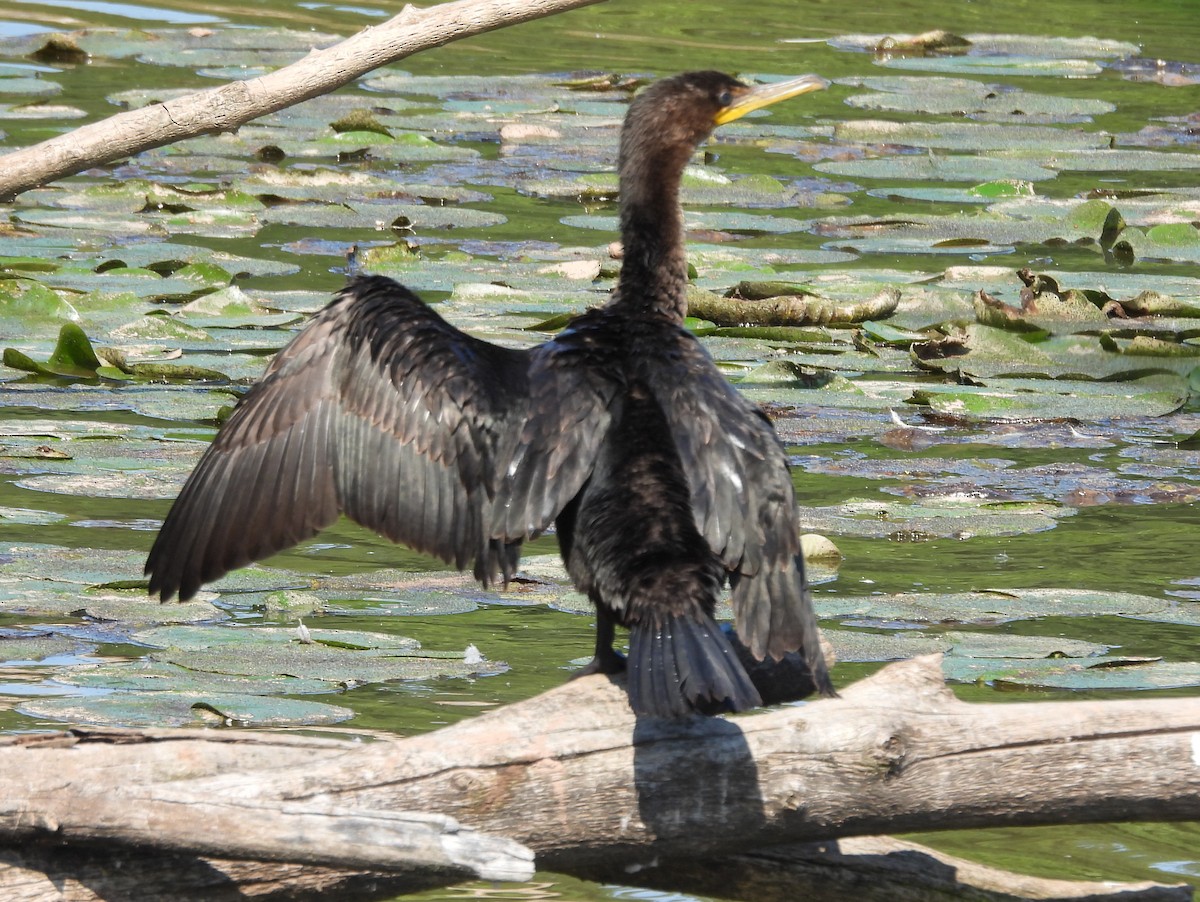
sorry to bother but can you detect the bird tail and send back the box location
[626,613,762,718]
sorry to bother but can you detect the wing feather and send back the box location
[146,274,549,601]
[646,329,829,688]
[491,314,622,538]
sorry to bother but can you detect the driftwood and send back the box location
[0,0,605,199]
[1,656,1196,900]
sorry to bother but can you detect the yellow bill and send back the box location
[714,74,829,125]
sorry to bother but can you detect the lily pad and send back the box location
[0,634,91,663]
[909,374,1188,421]
[15,470,192,501]
[52,661,337,696]
[0,506,68,526]
[826,628,1107,664]
[880,56,1104,78]
[0,584,220,624]
[914,324,1200,381]
[943,631,1108,659]
[944,657,1200,691]
[797,495,1069,539]
[987,190,1200,231]
[562,210,809,235]
[1004,148,1200,175]
[817,588,1169,625]
[816,154,1056,184]
[38,265,233,301]
[1122,223,1200,265]
[944,266,1200,306]
[0,76,60,97]
[0,542,271,608]
[0,544,151,587]
[175,285,302,328]
[258,201,505,231]
[0,279,79,323]
[814,210,1103,252]
[131,624,421,652]
[18,691,354,728]
[157,639,501,684]
[835,120,1109,152]
[842,75,1115,123]
[3,322,102,378]
[277,559,587,616]
[868,182,1037,204]
[827,33,1139,61]
[825,629,948,662]
[0,382,242,424]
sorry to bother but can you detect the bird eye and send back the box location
[717,90,733,106]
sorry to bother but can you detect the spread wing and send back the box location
[492,312,622,538]
[649,330,831,690]
[146,274,609,601]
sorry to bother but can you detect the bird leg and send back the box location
[571,600,627,678]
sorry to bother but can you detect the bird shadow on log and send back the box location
[632,714,765,860]
[629,630,823,863]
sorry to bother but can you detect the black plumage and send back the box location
[146,70,834,717]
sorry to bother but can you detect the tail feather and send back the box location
[627,614,762,718]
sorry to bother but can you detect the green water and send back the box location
[1,0,1199,897]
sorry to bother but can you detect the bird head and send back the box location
[619,70,828,171]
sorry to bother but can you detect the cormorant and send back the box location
[146,71,835,718]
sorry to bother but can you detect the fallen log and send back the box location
[2,655,1198,899]
[231,653,1200,867]
[0,0,605,199]
[0,730,534,897]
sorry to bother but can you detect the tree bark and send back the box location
[222,653,1200,868]
[2,656,1197,899]
[0,0,605,199]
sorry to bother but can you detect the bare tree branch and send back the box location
[0,0,605,199]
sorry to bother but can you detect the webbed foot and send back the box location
[571,648,627,679]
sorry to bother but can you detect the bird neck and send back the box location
[612,143,691,322]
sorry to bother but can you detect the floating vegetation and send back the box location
[0,25,1198,739]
